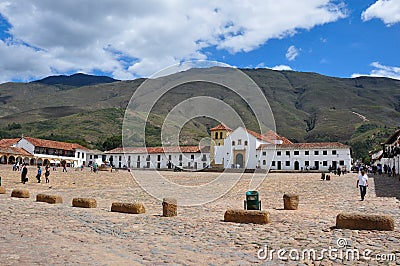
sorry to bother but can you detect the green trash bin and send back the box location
[244,190,261,210]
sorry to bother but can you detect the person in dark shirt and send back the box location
[21,164,28,184]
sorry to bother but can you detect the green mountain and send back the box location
[0,70,399,162]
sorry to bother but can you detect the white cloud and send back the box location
[362,0,400,26]
[286,45,300,61]
[351,62,400,80]
[0,0,347,82]
[271,65,293,71]
[248,63,293,71]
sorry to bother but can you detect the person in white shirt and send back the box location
[356,170,369,201]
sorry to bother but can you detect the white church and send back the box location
[210,123,352,171]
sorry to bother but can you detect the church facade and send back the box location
[210,124,352,171]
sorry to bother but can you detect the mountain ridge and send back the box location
[32,73,119,88]
[0,68,399,162]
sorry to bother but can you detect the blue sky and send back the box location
[0,0,399,82]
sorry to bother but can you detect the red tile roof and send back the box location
[106,146,209,154]
[23,137,88,151]
[246,129,272,142]
[210,123,232,131]
[0,146,32,156]
[262,130,293,144]
[257,142,350,150]
[0,138,21,147]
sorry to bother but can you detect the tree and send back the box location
[102,135,122,151]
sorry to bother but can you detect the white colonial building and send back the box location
[86,149,105,166]
[0,137,88,167]
[104,146,210,170]
[380,129,400,175]
[257,142,352,171]
[210,124,352,171]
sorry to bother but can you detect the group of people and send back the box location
[328,165,347,176]
[89,162,99,173]
[20,164,51,184]
[367,164,396,176]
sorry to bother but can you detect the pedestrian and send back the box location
[392,165,396,177]
[356,170,368,201]
[21,164,28,184]
[44,165,50,183]
[337,167,341,176]
[62,162,67,172]
[36,165,42,183]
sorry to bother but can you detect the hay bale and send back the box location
[224,210,270,224]
[0,186,6,194]
[111,202,145,214]
[11,189,30,198]
[336,213,394,231]
[72,198,97,208]
[162,198,177,217]
[283,193,299,210]
[36,194,63,204]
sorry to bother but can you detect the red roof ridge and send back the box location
[106,145,210,154]
[245,128,274,142]
[23,137,88,151]
[0,138,21,147]
[257,142,349,149]
[210,123,232,131]
[262,130,293,144]
[0,146,32,156]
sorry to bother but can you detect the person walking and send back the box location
[356,170,369,201]
[62,162,67,172]
[21,164,28,184]
[36,165,42,183]
[44,165,50,183]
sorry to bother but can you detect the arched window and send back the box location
[232,141,235,146]
[215,132,218,139]
[219,132,223,139]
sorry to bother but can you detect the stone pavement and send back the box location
[0,165,399,265]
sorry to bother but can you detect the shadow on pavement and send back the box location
[373,174,400,200]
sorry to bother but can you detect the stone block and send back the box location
[336,213,394,231]
[162,198,177,217]
[11,189,30,198]
[36,194,63,204]
[283,193,299,210]
[0,186,6,194]
[111,202,145,214]
[72,198,97,208]
[224,210,270,224]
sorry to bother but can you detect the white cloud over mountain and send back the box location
[0,1,347,82]
[352,62,400,80]
[362,0,400,26]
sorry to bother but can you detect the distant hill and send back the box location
[0,68,399,161]
[33,73,119,88]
